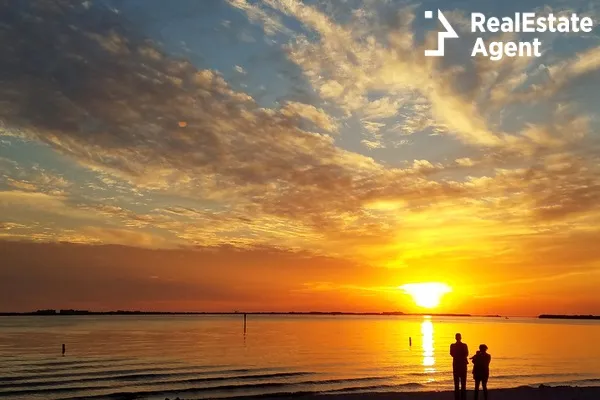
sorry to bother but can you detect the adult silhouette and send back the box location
[450,333,469,400]
[471,344,491,400]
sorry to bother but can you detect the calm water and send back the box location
[1,315,600,399]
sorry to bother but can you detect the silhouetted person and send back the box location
[471,344,491,400]
[62,344,65,356]
[450,333,469,400]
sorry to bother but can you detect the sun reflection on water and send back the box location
[421,317,436,378]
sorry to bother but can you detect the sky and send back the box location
[1,0,600,315]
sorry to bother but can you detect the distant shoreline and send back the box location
[539,314,600,320]
[0,310,505,318]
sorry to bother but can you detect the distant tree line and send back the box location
[539,314,600,320]
[0,310,483,317]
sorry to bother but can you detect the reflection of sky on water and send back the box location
[3,315,600,395]
[421,317,436,378]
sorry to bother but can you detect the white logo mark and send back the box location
[425,9,459,57]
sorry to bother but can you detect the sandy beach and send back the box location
[221,386,600,400]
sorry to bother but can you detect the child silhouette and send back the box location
[470,344,491,400]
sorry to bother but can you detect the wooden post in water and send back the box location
[62,344,66,356]
[409,337,412,347]
[243,313,247,334]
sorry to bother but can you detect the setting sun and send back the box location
[400,283,452,309]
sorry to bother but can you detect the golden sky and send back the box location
[1,0,600,315]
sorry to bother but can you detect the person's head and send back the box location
[479,344,488,353]
[455,333,462,342]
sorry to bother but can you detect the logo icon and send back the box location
[424,9,459,57]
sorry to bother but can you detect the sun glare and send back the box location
[400,282,452,309]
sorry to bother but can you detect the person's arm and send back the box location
[450,344,454,357]
[465,344,469,358]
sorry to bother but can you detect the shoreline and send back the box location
[0,311,500,317]
[59,385,600,400]
[4,311,600,320]
[220,386,600,400]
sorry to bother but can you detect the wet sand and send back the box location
[218,386,600,400]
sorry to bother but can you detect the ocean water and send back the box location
[1,315,600,399]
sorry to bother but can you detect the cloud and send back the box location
[1,0,600,289]
[362,97,403,120]
[361,139,385,150]
[506,46,600,104]
[279,101,339,133]
[234,65,247,74]
[2,166,70,194]
[259,0,600,156]
[0,190,71,212]
[455,158,476,167]
[80,226,174,248]
[0,240,396,312]
[5,178,38,192]
[226,0,292,36]
[261,0,506,146]
[0,0,470,247]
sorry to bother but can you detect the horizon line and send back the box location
[0,309,537,317]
